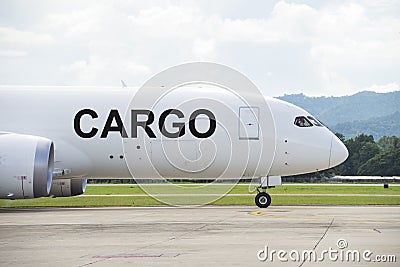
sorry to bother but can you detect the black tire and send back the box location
[255,192,271,208]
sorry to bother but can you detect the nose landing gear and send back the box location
[255,189,271,208]
[254,176,281,208]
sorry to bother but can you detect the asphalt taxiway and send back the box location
[0,206,399,266]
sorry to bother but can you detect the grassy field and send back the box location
[84,184,400,195]
[0,184,399,208]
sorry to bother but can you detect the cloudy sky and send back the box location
[0,0,399,96]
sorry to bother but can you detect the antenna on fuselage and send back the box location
[121,80,127,88]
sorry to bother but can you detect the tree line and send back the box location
[335,133,400,176]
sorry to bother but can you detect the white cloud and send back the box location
[362,82,400,94]
[0,49,27,57]
[192,39,215,59]
[60,60,88,72]
[128,6,203,39]
[0,26,54,45]
[0,0,399,96]
[60,56,150,85]
[47,3,112,38]
[124,62,151,75]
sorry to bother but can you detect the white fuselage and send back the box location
[0,85,348,180]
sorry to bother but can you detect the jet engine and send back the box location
[0,133,54,199]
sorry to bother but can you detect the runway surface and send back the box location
[82,194,400,197]
[0,206,399,266]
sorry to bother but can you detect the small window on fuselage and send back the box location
[294,116,313,127]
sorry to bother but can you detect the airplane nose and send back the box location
[329,135,349,168]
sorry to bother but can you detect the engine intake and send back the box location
[0,133,54,199]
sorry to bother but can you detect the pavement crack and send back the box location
[298,217,334,267]
[79,213,237,266]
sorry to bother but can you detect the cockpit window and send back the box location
[294,116,313,127]
[307,116,324,127]
[294,116,325,127]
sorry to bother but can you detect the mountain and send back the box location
[331,111,400,140]
[276,91,400,139]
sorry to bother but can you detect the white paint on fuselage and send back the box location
[0,86,348,179]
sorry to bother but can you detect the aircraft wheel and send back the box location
[255,192,271,208]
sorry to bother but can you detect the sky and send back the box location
[0,0,399,97]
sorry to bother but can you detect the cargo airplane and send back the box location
[0,82,348,208]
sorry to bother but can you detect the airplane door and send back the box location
[239,106,259,140]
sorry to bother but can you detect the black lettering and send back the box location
[74,109,99,138]
[75,108,217,139]
[189,109,216,138]
[131,110,156,138]
[100,109,128,138]
[159,109,185,138]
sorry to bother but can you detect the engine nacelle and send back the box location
[50,178,87,197]
[0,133,54,199]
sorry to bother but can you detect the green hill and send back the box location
[331,112,400,140]
[277,91,400,126]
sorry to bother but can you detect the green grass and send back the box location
[1,184,399,208]
[0,196,164,207]
[267,185,400,195]
[84,184,400,195]
[213,196,400,205]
